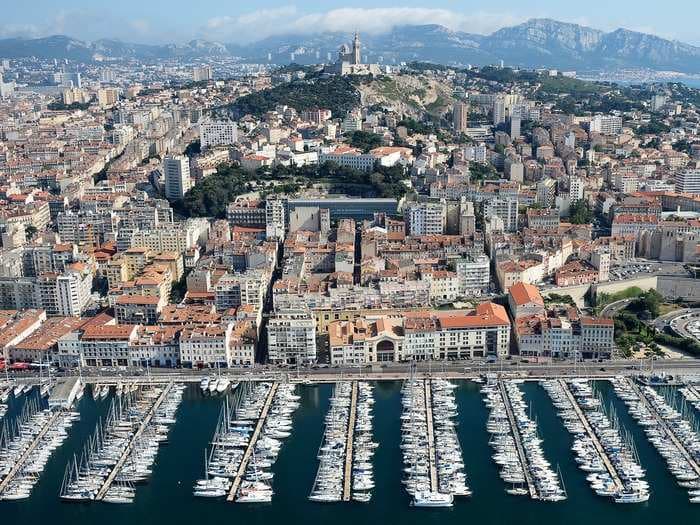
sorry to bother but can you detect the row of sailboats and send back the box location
[60,384,183,503]
[543,379,650,503]
[309,381,377,503]
[194,382,298,501]
[0,394,79,500]
[500,380,566,501]
[401,378,470,508]
[613,378,700,503]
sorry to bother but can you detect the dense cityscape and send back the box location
[1,3,700,518]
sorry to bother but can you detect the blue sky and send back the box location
[1,1,698,45]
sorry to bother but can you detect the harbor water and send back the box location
[1,381,698,524]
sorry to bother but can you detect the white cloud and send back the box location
[201,7,527,43]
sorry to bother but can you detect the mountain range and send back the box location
[2,19,700,73]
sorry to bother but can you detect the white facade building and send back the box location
[267,310,317,364]
[200,121,238,149]
[163,156,192,200]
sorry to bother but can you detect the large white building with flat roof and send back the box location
[200,121,238,149]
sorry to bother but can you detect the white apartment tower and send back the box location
[200,121,238,149]
[163,156,192,200]
[569,176,584,203]
[483,198,518,233]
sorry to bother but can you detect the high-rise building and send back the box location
[569,176,584,203]
[454,255,490,295]
[510,116,521,140]
[651,94,667,112]
[589,115,623,135]
[97,88,119,108]
[192,66,213,82]
[453,102,469,133]
[352,32,361,65]
[163,156,192,200]
[675,169,700,195]
[493,96,506,126]
[53,71,81,88]
[200,121,238,149]
[483,198,518,232]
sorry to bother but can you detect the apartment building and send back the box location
[266,310,316,364]
[404,201,446,236]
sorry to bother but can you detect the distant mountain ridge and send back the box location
[2,19,700,73]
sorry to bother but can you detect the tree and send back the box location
[25,225,38,241]
[184,140,201,158]
[349,131,382,153]
[569,200,593,224]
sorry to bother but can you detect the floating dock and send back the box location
[341,381,358,502]
[95,382,174,501]
[227,382,279,502]
[558,380,624,491]
[498,380,537,499]
[423,379,438,492]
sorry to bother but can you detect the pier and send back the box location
[48,377,81,410]
[498,380,537,499]
[227,382,279,502]
[626,378,700,477]
[95,382,174,501]
[342,381,358,502]
[558,380,624,491]
[0,411,61,495]
[423,379,438,492]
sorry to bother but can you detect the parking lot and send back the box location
[608,260,691,281]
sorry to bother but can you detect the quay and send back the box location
[423,379,438,492]
[497,380,537,499]
[95,382,174,501]
[0,411,62,495]
[342,381,358,502]
[558,380,624,491]
[228,382,279,502]
[626,378,700,477]
[48,377,81,410]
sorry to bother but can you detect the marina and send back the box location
[1,378,700,524]
[679,384,700,411]
[309,381,376,504]
[498,380,566,501]
[195,381,298,502]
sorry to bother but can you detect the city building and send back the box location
[453,102,469,133]
[675,169,700,195]
[200,120,238,149]
[266,310,317,364]
[163,155,192,200]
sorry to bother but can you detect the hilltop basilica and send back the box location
[326,33,381,76]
